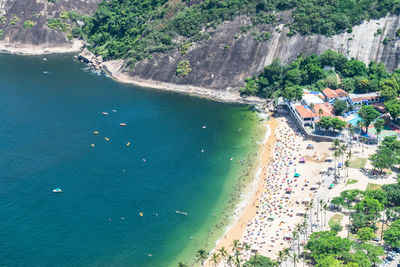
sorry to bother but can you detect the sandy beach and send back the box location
[202,113,342,266]
[203,117,278,266]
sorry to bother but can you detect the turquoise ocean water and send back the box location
[0,54,262,266]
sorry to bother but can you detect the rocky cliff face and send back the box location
[0,0,100,47]
[128,14,400,91]
[2,1,400,93]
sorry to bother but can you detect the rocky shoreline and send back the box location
[0,41,268,105]
[0,40,85,55]
[77,47,268,105]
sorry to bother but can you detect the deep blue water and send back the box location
[0,54,260,266]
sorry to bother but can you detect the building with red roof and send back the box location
[322,88,349,103]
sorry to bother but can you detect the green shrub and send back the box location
[396,28,400,38]
[239,25,252,33]
[9,14,19,26]
[254,31,272,41]
[23,20,34,29]
[179,42,191,55]
[0,29,3,38]
[374,28,383,36]
[47,18,68,31]
[176,60,192,78]
[331,223,343,233]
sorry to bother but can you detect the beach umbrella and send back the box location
[294,173,300,177]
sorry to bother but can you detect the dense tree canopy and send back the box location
[384,219,400,248]
[77,0,400,64]
[305,231,383,266]
[241,50,400,100]
[358,105,380,134]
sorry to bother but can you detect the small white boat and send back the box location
[202,126,207,129]
[175,210,188,216]
[53,188,63,193]
[120,123,127,126]
[102,112,108,115]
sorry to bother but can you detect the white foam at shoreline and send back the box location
[213,122,271,247]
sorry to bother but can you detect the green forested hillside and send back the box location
[80,0,400,63]
[241,50,400,100]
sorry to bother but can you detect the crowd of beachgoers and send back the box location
[238,117,323,261]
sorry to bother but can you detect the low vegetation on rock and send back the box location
[176,60,192,78]
[23,20,34,29]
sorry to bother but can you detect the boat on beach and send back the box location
[52,188,63,193]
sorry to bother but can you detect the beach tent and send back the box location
[286,188,292,193]
[299,157,305,163]
[296,210,306,215]
[294,173,300,177]
[307,144,314,149]
[268,215,275,221]
[283,233,292,240]
[338,163,343,168]
[310,185,318,190]
[325,158,333,162]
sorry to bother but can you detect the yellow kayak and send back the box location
[126,142,130,146]
[93,131,99,134]
[105,137,110,141]
[91,144,95,147]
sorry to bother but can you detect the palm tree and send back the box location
[211,252,220,267]
[319,199,324,229]
[318,108,323,117]
[234,251,242,267]
[283,248,290,267]
[291,252,300,267]
[334,150,341,181]
[219,246,228,265]
[231,239,240,265]
[344,159,350,183]
[177,262,188,267]
[195,249,208,266]
[308,200,314,232]
[361,136,367,156]
[310,103,315,112]
[232,240,240,253]
[278,250,286,267]
[323,202,329,227]
[331,139,340,150]
[244,243,251,253]
[292,231,299,255]
[226,255,234,267]
[340,144,347,166]
[348,123,355,139]
[347,150,352,160]
[302,213,309,239]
